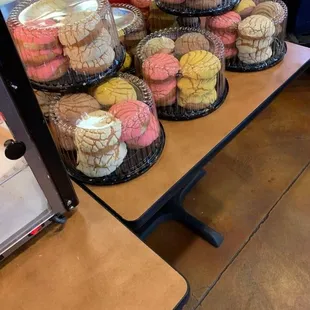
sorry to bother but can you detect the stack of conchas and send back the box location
[142,53,180,107]
[12,23,68,82]
[233,0,256,19]
[147,0,176,32]
[177,51,221,110]
[74,110,127,177]
[138,29,226,116]
[236,14,275,64]
[59,11,115,75]
[206,11,241,59]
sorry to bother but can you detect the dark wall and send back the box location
[285,0,310,35]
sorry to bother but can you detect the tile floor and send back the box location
[146,70,310,309]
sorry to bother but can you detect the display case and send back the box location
[0,12,78,261]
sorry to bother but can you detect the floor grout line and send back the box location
[193,160,310,309]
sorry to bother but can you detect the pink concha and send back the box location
[19,46,63,62]
[130,0,151,8]
[13,23,58,45]
[127,114,160,149]
[109,100,151,142]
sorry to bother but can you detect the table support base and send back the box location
[137,169,224,248]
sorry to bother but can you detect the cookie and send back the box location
[175,33,210,57]
[92,78,137,108]
[142,53,180,81]
[236,36,273,53]
[207,11,241,32]
[58,11,103,46]
[19,45,63,66]
[148,78,177,106]
[63,28,111,62]
[238,46,272,64]
[56,93,101,126]
[214,31,237,46]
[177,76,217,96]
[27,56,69,82]
[142,37,175,58]
[180,50,221,80]
[251,1,285,23]
[109,100,151,141]
[77,142,127,175]
[178,89,217,110]
[233,0,256,19]
[186,0,221,9]
[238,15,275,39]
[126,114,160,149]
[75,110,122,153]
[69,46,115,74]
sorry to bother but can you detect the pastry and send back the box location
[26,56,69,82]
[206,11,241,32]
[92,78,137,108]
[177,76,217,96]
[19,45,63,66]
[225,47,238,59]
[58,11,103,47]
[175,33,210,57]
[186,0,221,9]
[13,23,60,51]
[178,89,217,110]
[142,53,180,81]
[238,15,275,40]
[121,53,133,71]
[69,46,115,74]
[63,28,112,62]
[109,100,151,141]
[56,93,100,126]
[238,46,273,64]
[49,121,75,151]
[75,110,122,153]
[127,114,159,149]
[148,78,177,106]
[34,90,57,116]
[214,31,237,46]
[236,36,273,54]
[77,142,127,177]
[251,1,285,22]
[180,50,221,80]
[233,0,256,19]
[142,37,175,58]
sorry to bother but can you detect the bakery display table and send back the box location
[0,184,188,310]
[79,42,310,247]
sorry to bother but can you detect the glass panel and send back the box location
[0,115,53,255]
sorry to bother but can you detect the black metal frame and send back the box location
[79,57,310,250]
[0,13,78,210]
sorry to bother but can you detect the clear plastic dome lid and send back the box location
[136,27,228,121]
[204,0,287,72]
[7,0,125,92]
[154,0,241,17]
[111,3,147,55]
[49,73,165,185]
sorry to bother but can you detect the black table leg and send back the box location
[137,169,224,248]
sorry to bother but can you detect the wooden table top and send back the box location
[0,185,187,310]
[85,42,310,222]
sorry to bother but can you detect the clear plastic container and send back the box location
[7,0,125,92]
[111,3,147,55]
[155,0,241,17]
[49,73,165,185]
[205,0,288,72]
[136,27,228,121]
